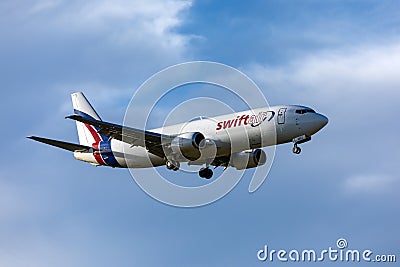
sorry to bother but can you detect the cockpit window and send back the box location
[295,109,315,114]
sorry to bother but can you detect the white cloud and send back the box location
[246,41,400,106]
[343,174,398,194]
[1,0,195,125]
[3,0,193,64]
[27,0,192,46]
[29,0,62,14]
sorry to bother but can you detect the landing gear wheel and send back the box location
[292,145,301,154]
[292,135,310,155]
[199,167,213,179]
[166,160,180,171]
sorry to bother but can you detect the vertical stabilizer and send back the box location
[71,92,102,146]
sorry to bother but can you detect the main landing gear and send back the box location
[166,160,180,171]
[292,135,311,155]
[199,167,213,179]
[166,159,214,179]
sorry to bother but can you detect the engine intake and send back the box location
[230,149,267,170]
[170,132,205,161]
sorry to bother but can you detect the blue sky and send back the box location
[1,0,399,266]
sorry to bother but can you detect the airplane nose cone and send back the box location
[298,112,329,136]
[317,114,329,129]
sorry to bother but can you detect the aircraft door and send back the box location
[277,108,287,124]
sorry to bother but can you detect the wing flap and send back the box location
[65,115,170,158]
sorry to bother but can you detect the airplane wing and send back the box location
[27,136,92,152]
[66,115,172,158]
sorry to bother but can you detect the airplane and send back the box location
[28,92,328,179]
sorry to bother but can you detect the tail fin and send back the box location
[71,92,103,146]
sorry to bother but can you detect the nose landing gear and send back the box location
[292,135,311,155]
[293,144,301,154]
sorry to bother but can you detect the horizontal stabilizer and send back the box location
[27,136,92,152]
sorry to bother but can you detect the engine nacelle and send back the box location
[170,132,205,161]
[230,149,267,170]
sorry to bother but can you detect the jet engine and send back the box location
[170,132,205,161]
[230,149,267,170]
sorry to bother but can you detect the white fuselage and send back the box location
[73,105,328,168]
